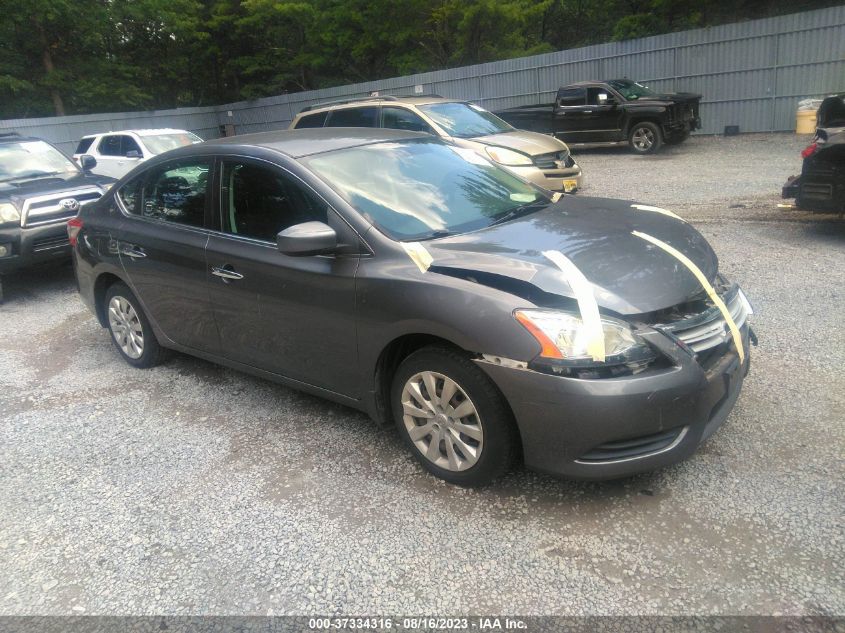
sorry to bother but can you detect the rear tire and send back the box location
[104,282,168,368]
[628,122,663,154]
[391,346,518,487]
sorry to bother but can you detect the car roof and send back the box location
[81,128,194,139]
[203,127,432,158]
[300,95,457,115]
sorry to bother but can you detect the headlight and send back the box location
[484,146,533,166]
[514,309,652,364]
[0,203,21,224]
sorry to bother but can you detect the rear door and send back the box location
[114,157,220,353]
[205,157,361,396]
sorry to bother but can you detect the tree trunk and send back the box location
[32,17,65,116]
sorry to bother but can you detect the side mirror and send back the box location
[277,221,337,256]
[598,93,608,103]
[79,155,97,171]
[126,150,142,159]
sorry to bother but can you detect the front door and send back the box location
[115,157,220,353]
[205,158,361,397]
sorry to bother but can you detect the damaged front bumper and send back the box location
[475,312,752,480]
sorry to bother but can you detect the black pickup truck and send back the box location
[495,79,702,154]
[0,133,114,301]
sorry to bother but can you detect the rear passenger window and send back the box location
[294,111,328,129]
[139,159,211,227]
[117,175,143,215]
[326,107,378,128]
[558,88,586,107]
[382,107,433,133]
[221,161,327,242]
[75,138,94,154]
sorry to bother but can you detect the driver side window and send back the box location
[220,161,327,243]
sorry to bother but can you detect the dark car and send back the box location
[782,94,845,213]
[494,79,702,154]
[0,133,113,301]
[71,128,753,487]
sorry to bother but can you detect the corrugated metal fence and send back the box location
[3,5,844,153]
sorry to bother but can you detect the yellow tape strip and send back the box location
[632,231,744,363]
[631,204,685,221]
[542,250,606,362]
[401,241,433,273]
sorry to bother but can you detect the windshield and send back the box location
[304,139,548,241]
[0,140,79,183]
[607,79,657,100]
[141,132,202,155]
[419,102,513,138]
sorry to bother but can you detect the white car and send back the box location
[72,129,203,179]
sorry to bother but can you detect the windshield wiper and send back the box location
[0,170,63,183]
[489,199,550,226]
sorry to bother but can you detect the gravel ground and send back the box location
[0,133,843,617]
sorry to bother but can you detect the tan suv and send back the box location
[289,96,583,193]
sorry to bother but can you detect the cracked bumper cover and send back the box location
[476,325,750,480]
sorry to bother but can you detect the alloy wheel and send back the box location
[108,296,144,359]
[400,371,483,472]
[632,127,655,151]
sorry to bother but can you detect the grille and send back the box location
[664,289,748,355]
[22,189,102,227]
[533,150,569,170]
[577,427,685,463]
[32,235,70,253]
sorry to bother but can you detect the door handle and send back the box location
[583,110,593,113]
[120,245,146,259]
[211,265,244,281]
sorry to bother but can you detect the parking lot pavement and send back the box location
[1,133,843,617]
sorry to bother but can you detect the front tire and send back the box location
[629,122,663,154]
[104,282,167,368]
[391,346,518,487]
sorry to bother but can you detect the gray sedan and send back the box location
[71,128,753,486]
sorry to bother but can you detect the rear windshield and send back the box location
[607,79,657,100]
[418,102,512,138]
[303,138,547,241]
[141,132,202,155]
[75,137,95,154]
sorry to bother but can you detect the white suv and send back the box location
[72,129,203,179]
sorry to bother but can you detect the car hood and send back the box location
[469,130,569,156]
[425,196,717,315]
[0,172,113,202]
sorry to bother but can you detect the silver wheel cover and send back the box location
[108,296,144,359]
[632,126,655,150]
[400,371,483,472]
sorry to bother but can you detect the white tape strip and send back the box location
[542,250,605,362]
[401,241,433,273]
[632,230,744,363]
[631,204,684,221]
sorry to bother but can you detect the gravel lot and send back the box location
[1,133,843,617]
